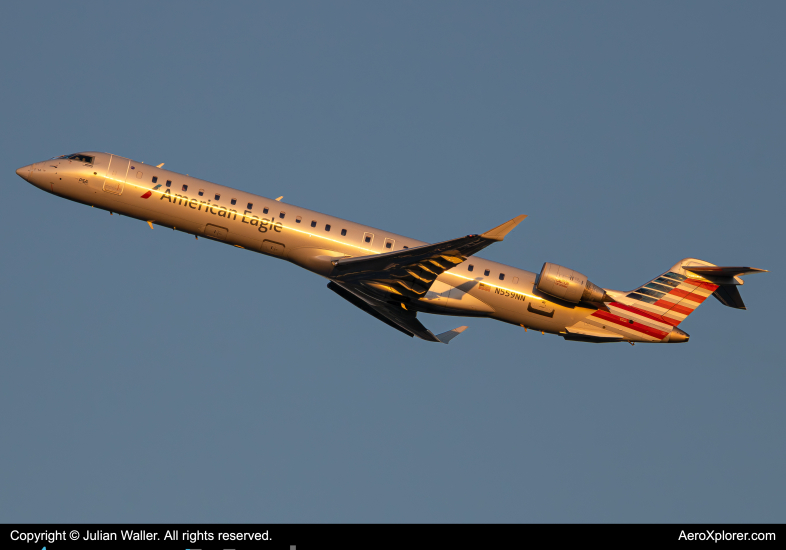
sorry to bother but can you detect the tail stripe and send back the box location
[608,302,677,328]
[682,293,709,304]
[653,277,681,288]
[664,271,687,282]
[668,288,699,300]
[645,282,674,293]
[654,300,695,316]
[624,298,685,321]
[591,310,670,340]
[628,292,658,304]
[637,287,667,299]
[682,279,718,291]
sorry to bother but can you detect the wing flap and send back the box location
[327,281,441,342]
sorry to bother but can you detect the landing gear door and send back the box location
[103,155,129,195]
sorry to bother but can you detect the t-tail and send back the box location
[600,258,767,343]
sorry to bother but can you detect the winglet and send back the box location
[480,215,527,241]
[436,325,468,344]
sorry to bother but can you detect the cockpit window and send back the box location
[57,153,94,164]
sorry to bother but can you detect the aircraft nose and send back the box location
[16,165,31,181]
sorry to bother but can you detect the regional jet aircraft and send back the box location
[15,152,767,344]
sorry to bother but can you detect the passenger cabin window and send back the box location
[311,220,317,227]
[385,241,393,249]
[263,207,269,214]
[247,202,253,210]
[341,229,347,236]
[325,224,331,231]
[499,273,505,281]
[182,184,188,191]
[296,216,302,223]
[166,180,171,188]
[279,212,285,219]
[364,235,372,243]
[152,176,158,183]
[198,189,204,196]
[403,246,409,249]
[484,269,490,276]
[468,265,474,272]
[231,198,237,205]
[214,194,220,201]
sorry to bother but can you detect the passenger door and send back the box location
[103,155,129,195]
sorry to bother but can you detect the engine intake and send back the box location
[536,262,608,303]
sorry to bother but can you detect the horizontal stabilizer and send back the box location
[436,326,468,344]
[682,264,767,310]
[682,265,767,277]
[683,265,768,284]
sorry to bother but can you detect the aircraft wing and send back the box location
[330,215,526,299]
[327,281,467,343]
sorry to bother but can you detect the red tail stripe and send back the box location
[683,279,719,291]
[670,288,707,304]
[684,293,708,304]
[610,302,675,327]
[591,310,670,340]
[654,300,694,316]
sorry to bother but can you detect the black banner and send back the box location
[2,524,781,549]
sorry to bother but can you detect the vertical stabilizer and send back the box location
[612,258,721,327]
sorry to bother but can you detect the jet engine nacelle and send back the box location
[536,262,608,303]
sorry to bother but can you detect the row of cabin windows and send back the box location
[467,264,518,283]
[151,176,254,209]
[149,176,404,249]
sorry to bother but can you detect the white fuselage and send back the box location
[16,151,625,340]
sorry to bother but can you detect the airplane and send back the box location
[15,152,767,345]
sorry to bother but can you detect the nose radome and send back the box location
[16,165,30,180]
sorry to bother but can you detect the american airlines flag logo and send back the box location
[140,184,162,199]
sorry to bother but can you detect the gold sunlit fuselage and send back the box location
[14,152,627,341]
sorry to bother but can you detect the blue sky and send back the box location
[1,1,784,522]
